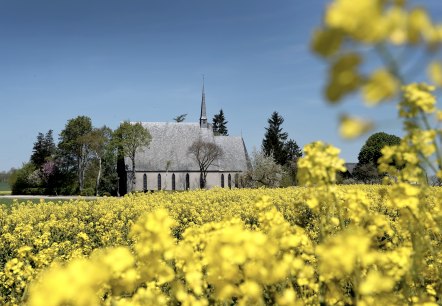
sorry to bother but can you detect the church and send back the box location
[126,84,250,191]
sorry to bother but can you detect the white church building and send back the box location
[126,85,250,191]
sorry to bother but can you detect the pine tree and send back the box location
[31,130,56,168]
[284,139,302,162]
[262,111,288,165]
[212,109,229,136]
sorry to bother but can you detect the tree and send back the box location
[173,114,187,122]
[242,149,284,187]
[284,139,302,162]
[188,138,223,189]
[358,132,401,166]
[262,111,288,165]
[11,163,37,195]
[355,132,401,183]
[114,122,152,192]
[352,162,382,184]
[30,130,56,168]
[82,126,114,196]
[212,109,229,136]
[58,116,93,193]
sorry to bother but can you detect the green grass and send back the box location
[0,182,11,195]
[0,182,10,190]
[0,197,98,207]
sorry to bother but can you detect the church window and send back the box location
[172,174,176,191]
[143,174,147,192]
[200,173,204,188]
[186,173,190,190]
[235,173,239,188]
[228,174,232,189]
[221,174,225,188]
[157,174,161,190]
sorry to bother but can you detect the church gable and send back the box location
[126,81,249,190]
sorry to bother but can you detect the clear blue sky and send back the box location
[1,0,441,171]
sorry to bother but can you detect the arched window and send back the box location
[228,174,232,189]
[235,173,239,188]
[221,174,225,188]
[143,174,147,192]
[157,174,161,190]
[185,173,190,190]
[172,173,176,191]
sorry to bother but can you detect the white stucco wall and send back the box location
[131,171,241,191]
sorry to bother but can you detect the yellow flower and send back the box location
[298,141,346,186]
[428,61,442,87]
[399,83,436,117]
[325,53,362,103]
[362,69,399,105]
[339,114,373,139]
[325,0,387,43]
[359,271,395,295]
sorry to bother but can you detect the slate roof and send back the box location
[129,122,250,172]
[344,163,357,174]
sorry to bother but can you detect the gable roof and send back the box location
[130,122,249,172]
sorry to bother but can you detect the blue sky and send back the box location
[1,0,441,171]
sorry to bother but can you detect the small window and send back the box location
[172,173,176,191]
[186,173,190,190]
[221,174,225,188]
[200,173,204,188]
[235,173,239,188]
[157,174,161,190]
[228,174,232,189]
[143,174,147,192]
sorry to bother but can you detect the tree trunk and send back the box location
[95,156,102,196]
[131,154,136,192]
[78,156,83,193]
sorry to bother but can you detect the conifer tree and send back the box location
[212,109,229,136]
[31,130,56,168]
[262,111,288,165]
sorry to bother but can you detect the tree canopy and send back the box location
[212,109,229,136]
[358,132,401,165]
[262,111,289,165]
[114,122,152,192]
[188,138,223,189]
[58,116,93,192]
[173,114,187,122]
[30,130,56,168]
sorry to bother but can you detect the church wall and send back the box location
[131,171,242,191]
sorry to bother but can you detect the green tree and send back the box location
[358,132,401,165]
[355,132,401,183]
[173,114,187,122]
[284,139,302,162]
[11,163,37,195]
[82,126,115,196]
[58,116,93,193]
[262,111,288,165]
[30,130,56,168]
[114,122,152,192]
[212,109,229,136]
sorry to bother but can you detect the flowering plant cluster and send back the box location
[0,184,441,305]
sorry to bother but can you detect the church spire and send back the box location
[200,76,208,128]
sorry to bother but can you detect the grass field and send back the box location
[0,198,41,206]
[0,182,11,195]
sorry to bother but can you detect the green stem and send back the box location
[375,43,405,84]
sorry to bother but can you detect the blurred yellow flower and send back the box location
[339,115,373,139]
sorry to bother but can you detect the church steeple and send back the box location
[200,76,208,128]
